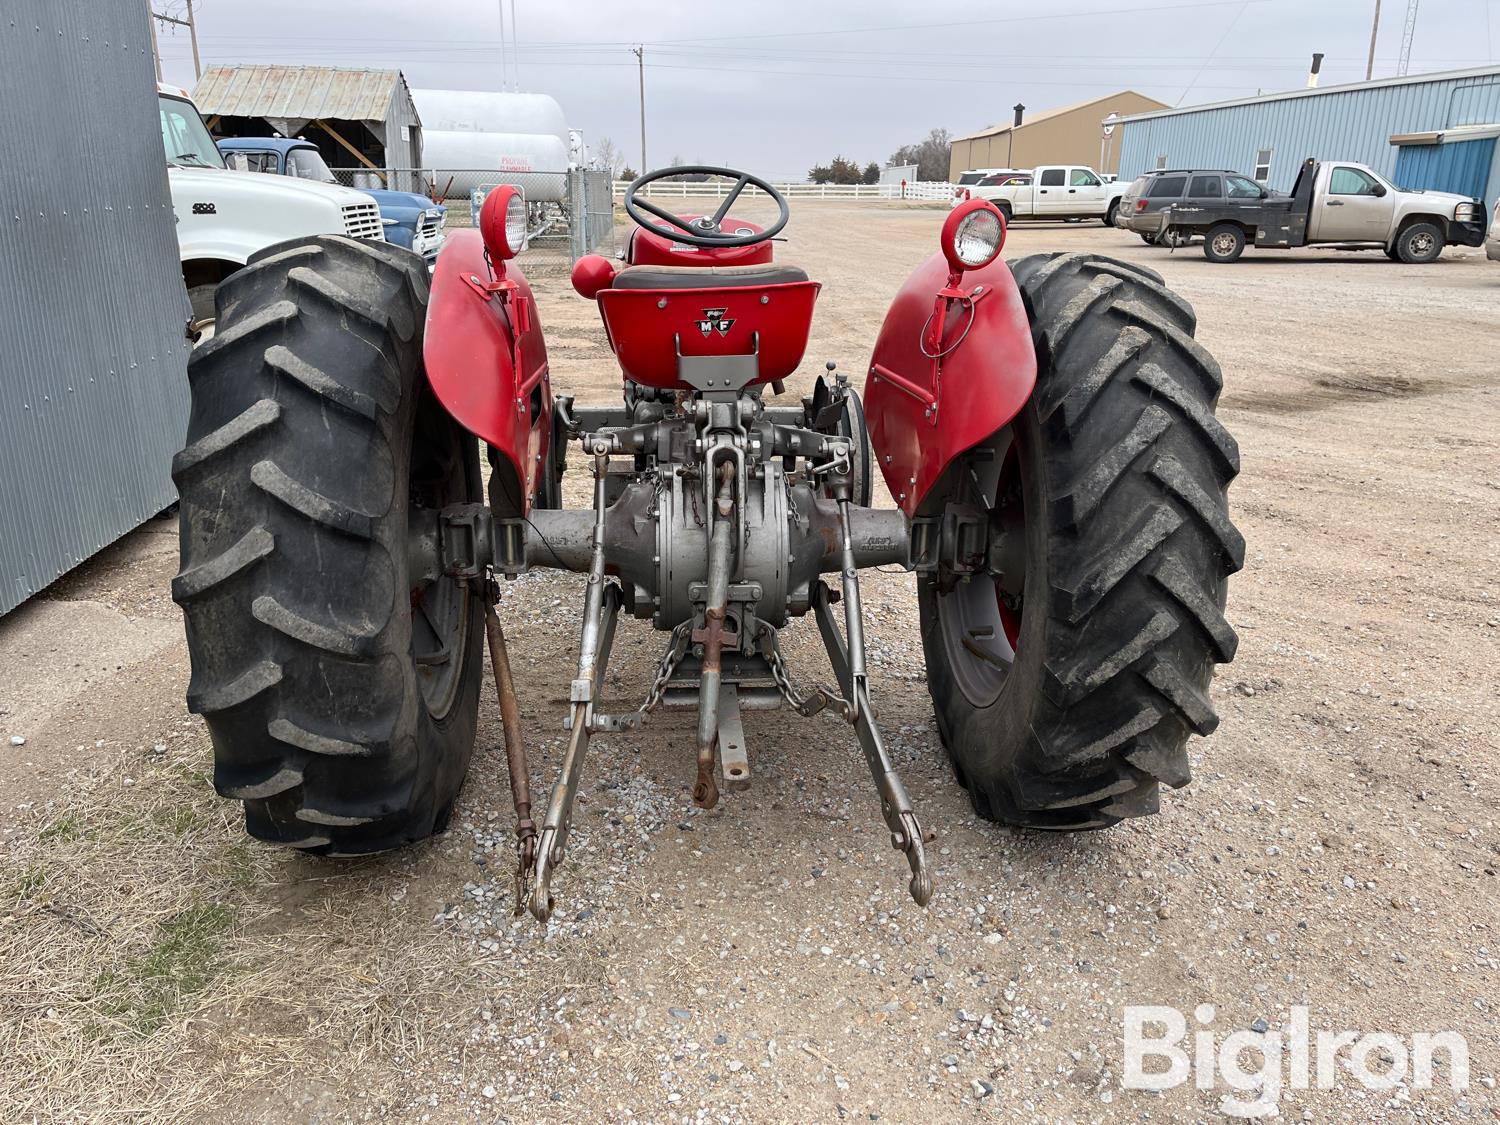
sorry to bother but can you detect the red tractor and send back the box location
[173,166,1242,920]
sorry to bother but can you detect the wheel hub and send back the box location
[931,439,1026,709]
[407,398,474,720]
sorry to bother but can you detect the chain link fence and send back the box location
[331,168,616,275]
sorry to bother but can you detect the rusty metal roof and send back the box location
[193,65,414,124]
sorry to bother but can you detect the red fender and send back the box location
[424,229,551,513]
[863,252,1037,516]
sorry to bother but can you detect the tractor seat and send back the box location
[612,263,809,290]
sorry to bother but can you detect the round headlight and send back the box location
[479,185,527,261]
[940,199,1006,274]
[506,193,527,251]
[952,208,1003,266]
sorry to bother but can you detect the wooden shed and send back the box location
[193,64,422,176]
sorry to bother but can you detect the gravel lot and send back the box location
[2,202,1498,1123]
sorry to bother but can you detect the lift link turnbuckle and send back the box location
[528,446,619,922]
[816,458,935,908]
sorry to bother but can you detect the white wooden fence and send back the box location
[614,180,956,202]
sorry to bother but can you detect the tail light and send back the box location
[1135,199,1148,212]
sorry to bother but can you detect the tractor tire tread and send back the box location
[173,234,480,855]
[926,251,1240,830]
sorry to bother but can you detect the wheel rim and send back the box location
[1410,231,1435,256]
[935,441,1026,708]
[1212,232,1236,256]
[189,316,216,345]
[408,398,471,720]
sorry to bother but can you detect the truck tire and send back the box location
[1394,221,1443,264]
[1202,224,1246,263]
[188,283,218,343]
[1103,200,1120,227]
[917,252,1243,829]
[173,234,484,853]
[995,200,1014,224]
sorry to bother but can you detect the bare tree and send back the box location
[888,128,952,182]
[595,136,622,177]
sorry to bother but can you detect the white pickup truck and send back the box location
[971,165,1128,226]
[158,84,385,338]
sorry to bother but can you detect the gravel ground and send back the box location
[1,202,1497,1123]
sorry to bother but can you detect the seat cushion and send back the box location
[612,263,809,290]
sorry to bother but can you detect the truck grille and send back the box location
[417,211,444,238]
[342,201,386,241]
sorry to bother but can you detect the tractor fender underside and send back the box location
[424,228,552,513]
[863,252,1037,516]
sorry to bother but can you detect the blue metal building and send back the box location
[1115,66,1500,206]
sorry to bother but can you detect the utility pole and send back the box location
[147,0,163,81]
[497,0,510,90]
[1366,0,1381,81]
[151,3,202,81]
[632,46,647,172]
[184,0,201,80]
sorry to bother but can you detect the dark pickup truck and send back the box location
[1146,157,1488,263]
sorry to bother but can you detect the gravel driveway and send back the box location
[2,203,1497,1122]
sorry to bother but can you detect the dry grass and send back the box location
[0,738,523,1122]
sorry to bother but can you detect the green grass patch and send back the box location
[12,864,47,902]
[92,901,235,1034]
[213,841,258,892]
[37,811,84,843]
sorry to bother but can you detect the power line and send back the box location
[604,0,1279,47]
[1177,0,1254,103]
[169,0,1280,52]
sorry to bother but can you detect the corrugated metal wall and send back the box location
[0,0,191,615]
[386,75,423,168]
[1395,138,1497,199]
[1117,70,1500,200]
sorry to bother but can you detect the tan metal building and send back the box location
[948,91,1170,180]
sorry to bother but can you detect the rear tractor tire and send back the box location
[173,234,484,853]
[918,252,1243,829]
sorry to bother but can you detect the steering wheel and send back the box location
[624,165,789,248]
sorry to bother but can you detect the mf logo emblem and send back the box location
[696,308,735,337]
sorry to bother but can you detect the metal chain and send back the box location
[757,622,853,721]
[638,620,693,715]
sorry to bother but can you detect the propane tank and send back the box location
[413,89,569,144]
[414,89,573,201]
[422,130,571,200]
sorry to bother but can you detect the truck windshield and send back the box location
[287,147,338,184]
[159,94,224,169]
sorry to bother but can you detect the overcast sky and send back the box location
[156,0,1499,179]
